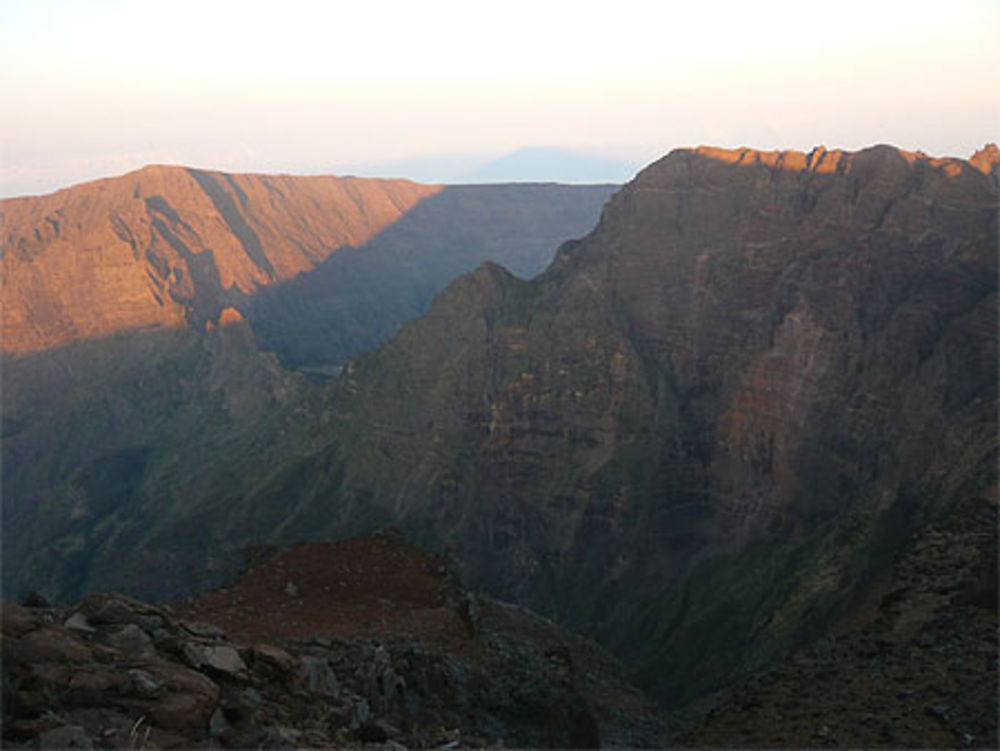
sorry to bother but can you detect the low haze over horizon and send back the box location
[1,0,997,198]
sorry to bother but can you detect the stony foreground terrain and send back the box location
[677,489,997,747]
[2,532,667,749]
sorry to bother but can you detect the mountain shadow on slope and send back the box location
[242,183,617,371]
[3,145,996,726]
[2,166,614,363]
[254,144,997,707]
[1,322,330,602]
[2,178,614,598]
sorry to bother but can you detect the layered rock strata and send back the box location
[4,144,996,720]
[305,144,998,704]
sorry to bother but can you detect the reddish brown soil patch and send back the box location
[170,535,466,644]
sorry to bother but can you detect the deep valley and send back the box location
[2,144,997,748]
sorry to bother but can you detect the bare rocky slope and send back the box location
[3,145,996,744]
[1,166,614,365]
[252,143,998,713]
[677,489,996,747]
[2,170,614,600]
[244,183,620,370]
[1,167,440,354]
[3,532,667,749]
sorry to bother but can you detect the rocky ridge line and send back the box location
[1,166,441,354]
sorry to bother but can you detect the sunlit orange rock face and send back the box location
[577,143,998,537]
[0,166,441,354]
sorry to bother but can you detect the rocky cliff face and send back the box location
[243,183,618,369]
[1,166,441,354]
[1,170,614,601]
[4,144,995,725]
[1,319,324,603]
[289,143,997,704]
[1,168,615,366]
[678,489,996,747]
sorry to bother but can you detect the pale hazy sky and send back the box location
[1,0,997,196]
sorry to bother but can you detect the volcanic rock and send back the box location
[285,143,997,710]
[2,172,615,603]
[2,534,668,748]
[3,143,995,743]
[0,167,441,354]
[1,168,614,365]
[679,491,997,747]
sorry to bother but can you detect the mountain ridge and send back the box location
[1,166,616,367]
[3,143,996,730]
[302,141,996,704]
[1,170,617,600]
[1,165,442,354]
